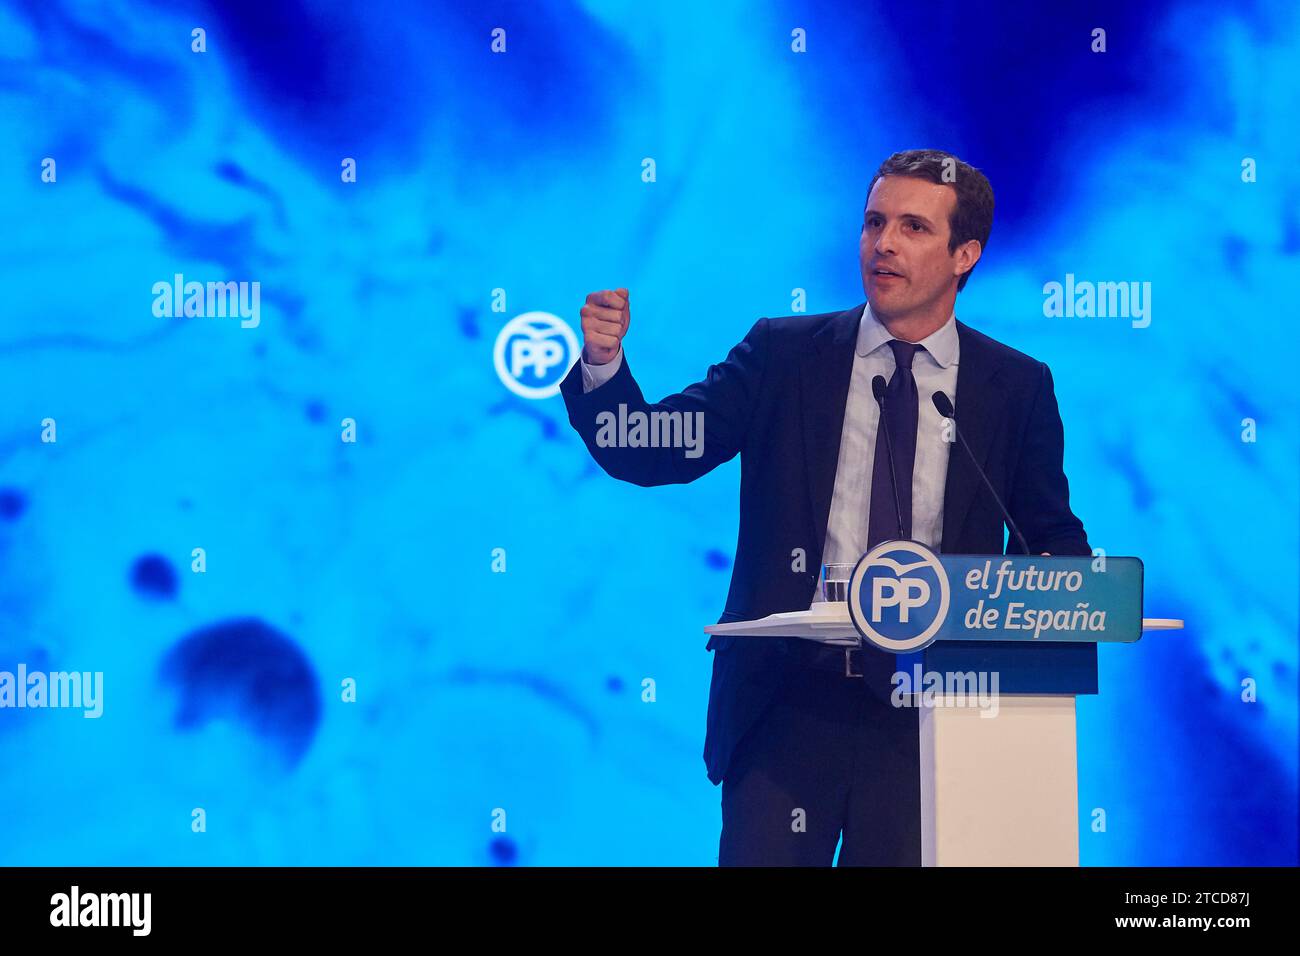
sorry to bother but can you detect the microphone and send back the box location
[931,390,1032,555]
[871,375,906,540]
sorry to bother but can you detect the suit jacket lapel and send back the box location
[941,320,1003,552]
[800,303,863,557]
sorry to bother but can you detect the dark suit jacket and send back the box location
[560,302,1091,785]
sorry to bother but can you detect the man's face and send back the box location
[859,175,975,321]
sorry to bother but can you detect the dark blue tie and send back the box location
[867,339,922,547]
[860,339,925,699]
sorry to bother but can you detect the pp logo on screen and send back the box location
[847,540,950,652]
[494,312,580,399]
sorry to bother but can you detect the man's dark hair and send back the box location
[866,149,994,292]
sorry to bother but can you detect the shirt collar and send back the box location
[856,303,959,369]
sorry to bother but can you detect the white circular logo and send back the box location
[493,311,580,399]
[847,540,951,652]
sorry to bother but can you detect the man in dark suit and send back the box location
[560,149,1091,866]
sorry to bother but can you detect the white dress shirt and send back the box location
[580,346,624,391]
[579,305,961,605]
[819,306,959,577]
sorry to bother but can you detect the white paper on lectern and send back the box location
[703,603,1183,643]
[703,603,859,644]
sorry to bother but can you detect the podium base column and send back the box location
[918,693,1080,866]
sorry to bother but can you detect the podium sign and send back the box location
[846,540,1143,653]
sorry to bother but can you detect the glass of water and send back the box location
[821,563,855,602]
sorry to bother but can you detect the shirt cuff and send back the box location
[580,348,623,393]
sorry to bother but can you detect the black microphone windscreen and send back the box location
[931,390,955,418]
[871,375,887,401]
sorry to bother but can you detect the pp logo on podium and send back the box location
[848,540,950,652]
[494,311,580,399]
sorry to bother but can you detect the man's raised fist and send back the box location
[580,288,630,365]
